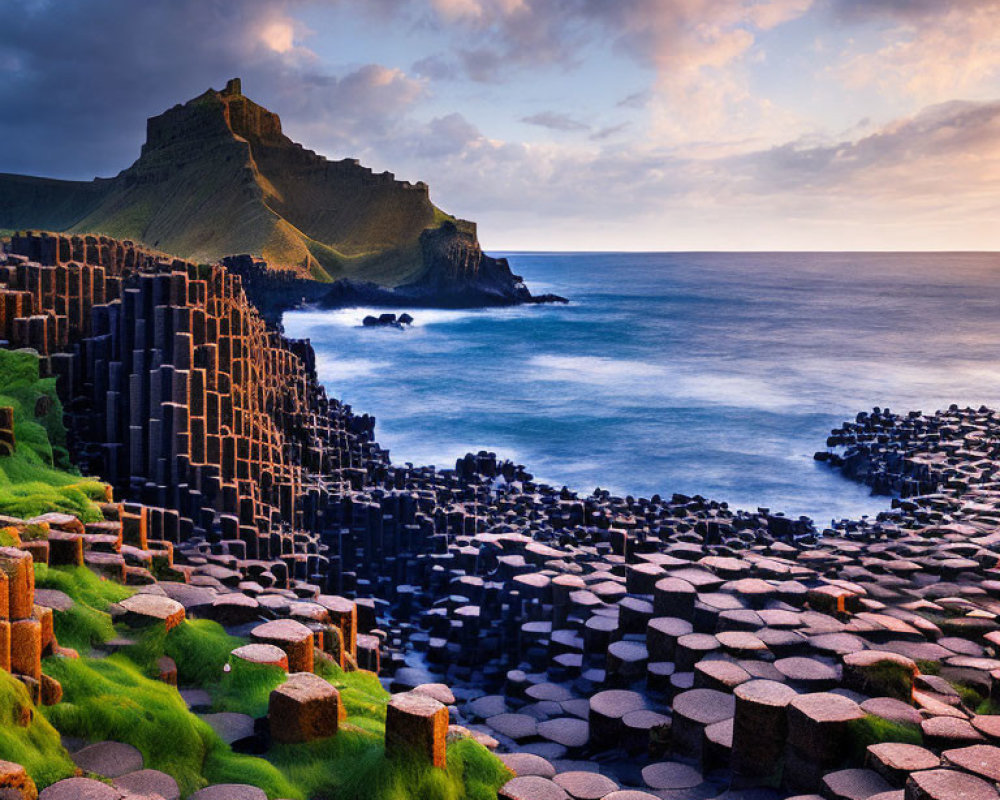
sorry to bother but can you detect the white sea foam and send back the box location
[284,305,536,332]
[375,434,524,472]
[313,353,390,383]
[794,358,1000,415]
[526,354,799,412]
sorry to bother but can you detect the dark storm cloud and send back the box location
[0,0,286,178]
[0,0,425,179]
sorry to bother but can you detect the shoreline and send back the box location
[0,231,997,800]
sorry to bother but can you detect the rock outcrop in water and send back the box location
[0,79,561,308]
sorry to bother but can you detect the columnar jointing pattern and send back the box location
[0,231,387,593]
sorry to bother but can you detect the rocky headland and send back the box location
[0,79,563,311]
[0,230,995,800]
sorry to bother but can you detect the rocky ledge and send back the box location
[221,251,567,326]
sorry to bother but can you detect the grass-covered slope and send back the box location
[0,348,510,798]
[0,81,465,286]
[0,670,76,787]
[5,558,512,798]
[0,174,111,235]
[25,563,511,799]
[0,349,108,521]
[34,564,133,651]
[43,654,302,799]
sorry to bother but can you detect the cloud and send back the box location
[521,112,590,132]
[415,0,815,81]
[412,54,454,80]
[376,94,1000,249]
[2,0,999,250]
[617,91,651,109]
[258,18,298,53]
[734,100,1000,197]
[403,0,817,146]
[405,113,486,158]
[830,1,1000,104]
[590,122,631,141]
[0,0,426,179]
[829,0,973,24]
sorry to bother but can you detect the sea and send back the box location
[282,252,1000,527]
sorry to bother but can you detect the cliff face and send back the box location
[414,222,531,302]
[0,79,537,304]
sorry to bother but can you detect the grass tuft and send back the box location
[212,657,286,718]
[269,727,511,800]
[34,564,134,651]
[0,670,75,788]
[846,714,923,762]
[42,655,299,799]
[315,653,389,723]
[976,698,1000,715]
[124,618,244,686]
[0,350,108,521]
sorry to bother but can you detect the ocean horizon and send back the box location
[283,250,1000,525]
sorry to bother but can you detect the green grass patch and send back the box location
[847,714,923,762]
[431,206,458,227]
[166,620,244,686]
[42,655,299,799]
[212,657,286,718]
[0,670,75,788]
[287,656,512,798]
[124,618,244,686]
[35,564,133,609]
[46,599,116,653]
[26,566,513,800]
[0,350,108,521]
[976,698,1000,715]
[916,659,942,676]
[315,654,389,723]
[34,564,134,651]
[269,727,511,800]
[953,682,987,709]
[855,660,916,702]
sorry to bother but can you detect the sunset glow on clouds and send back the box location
[2,0,1000,250]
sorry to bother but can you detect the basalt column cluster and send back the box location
[0,231,388,592]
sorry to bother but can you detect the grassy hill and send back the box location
[0,78,470,285]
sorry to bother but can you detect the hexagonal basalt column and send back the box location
[732,679,797,780]
[251,619,315,674]
[269,672,341,743]
[385,691,449,768]
[784,692,865,794]
[0,547,34,620]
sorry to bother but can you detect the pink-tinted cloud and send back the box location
[833,1,1000,104]
[380,97,1000,249]
[416,0,815,79]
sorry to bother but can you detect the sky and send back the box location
[2,0,1000,251]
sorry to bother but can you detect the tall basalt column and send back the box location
[3,231,387,587]
[732,679,797,780]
